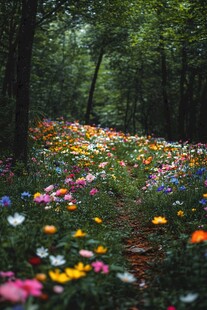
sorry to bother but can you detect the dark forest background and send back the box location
[0,0,207,164]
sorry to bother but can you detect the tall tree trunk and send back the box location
[186,70,196,141]
[198,78,207,142]
[85,46,104,124]
[13,0,38,166]
[178,43,188,140]
[160,38,172,140]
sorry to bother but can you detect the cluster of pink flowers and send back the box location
[91,261,109,274]
[0,278,43,303]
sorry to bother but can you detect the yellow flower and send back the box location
[177,210,184,217]
[203,193,207,198]
[192,208,196,212]
[65,268,86,280]
[93,217,103,224]
[43,225,57,234]
[34,192,41,199]
[94,245,108,254]
[49,269,70,283]
[74,262,92,272]
[152,216,167,224]
[73,229,86,238]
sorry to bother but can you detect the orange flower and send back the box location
[203,193,207,198]
[152,216,167,224]
[190,230,207,243]
[143,156,153,165]
[43,225,57,234]
[67,204,77,211]
[35,273,47,282]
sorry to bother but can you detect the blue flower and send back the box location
[179,186,186,191]
[55,167,62,174]
[21,191,31,199]
[12,305,24,310]
[199,198,207,205]
[170,177,179,185]
[196,168,206,176]
[0,196,11,207]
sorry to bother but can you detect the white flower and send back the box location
[172,200,184,206]
[49,255,66,266]
[7,213,25,227]
[116,272,136,283]
[36,246,49,258]
[180,293,198,303]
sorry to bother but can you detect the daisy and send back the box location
[36,247,49,258]
[49,255,66,266]
[7,213,25,227]
[116,272,136,283]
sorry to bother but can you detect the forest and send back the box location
[1,1,207,310]
[1,0,207,163]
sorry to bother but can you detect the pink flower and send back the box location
[64,193,73,201]
[34,194,51,204]
[89,188,99,196]
[44,185,54,192]
[91,261,109,274]
[15,279,43,298]
[98,162,108,168]
[119,161,126,166]
[204,180,207,187]
[86,173,96,183]
[53,285,64,294]
[75,178,87,187]
[79,249,94,258]
[0,271,15,278]
[167,306,176,310]
[0,282,26,303]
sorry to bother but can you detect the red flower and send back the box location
[28,257,42,265]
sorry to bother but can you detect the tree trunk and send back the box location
[85,46,104,124]
[160,38,172,140]
[178,43,188,140]
[13,0,38,166]
[186,70,196,141]
[198,78,207,142]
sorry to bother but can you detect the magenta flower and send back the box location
[167,306,176,310]
[89,188,99,196]
[91,261,109,274]
[15,279,43,298]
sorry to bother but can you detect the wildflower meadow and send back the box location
[1,119,207,310]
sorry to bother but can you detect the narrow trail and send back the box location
[115,167,164,309]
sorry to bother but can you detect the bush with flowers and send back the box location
[0,119,207,309]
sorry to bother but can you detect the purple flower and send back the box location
[157,186,165,192]
[0,196,11,207]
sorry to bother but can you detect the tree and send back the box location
[13,0,38,165]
